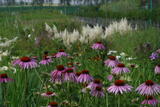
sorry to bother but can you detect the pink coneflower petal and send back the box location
[77,70,93,83]
[90,86,105,97]
[40,55,52,65]
[155,65,160,74]
[50,65,66,83]
[91,42,106,50]
[41,91,57,97]
[107,80,133,95]
[104,56,119,68]
[87,79,103,89]
[63,68,77,82]
[141,96,159,106]
[13,56,38,69]
[0,73,14,83]
[55,49,68,58]
[136,80,160,95]
[107,75,113,81]
[112,63,130,75]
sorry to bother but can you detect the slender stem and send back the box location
[25,70,29,107]
[1,83,7,107]
[118,95,120,107]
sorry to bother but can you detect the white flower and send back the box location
[126,57,136,60]
[116,56,121,59]
[28,34,31,38]
[0,66,8,71]
[120,52,126,56]
[2,50,9,56]
[11,56,19,59]
[0,37,18,47]
[107,50,117,55]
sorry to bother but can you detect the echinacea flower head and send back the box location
[41,91,56,97]
[55,49,68,58]
[91,42,106,50]
[48,101,58,107]
[50,65,66,83]
[107,80,133,95]
[90,86,105,97]
[104,56,119,67]
[63,68,76,82]
[136,80,160,95]
[77,70,93,83]
[87,79,102,89]
[39,55,52,65]
[112,63,130,75]
[154,64,160,74]
[107,75,113,81]
[13,56,38,69]
[0,73,13,83]
[150,52,159,60]
[141,96,159,106]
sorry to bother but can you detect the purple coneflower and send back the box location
[107,80,133,95]
[77,70,93,83]
[141,96,159,106]
[91,42,106,50]
[104,56,119,68]
[75,72,82,83]
[112,63,130,75]
[107,74,114,81]
[39,55,52,65]
[155,64,160,74]
[150,52,159,60]
[50,65,66,83]
[63,68,76,82]
[41,91,56,97]
[55,49,68,58]
[87,79,102,89]
[48,101,58,107]
[13,56,38,69]
[90,86,105,97]
[136,80,160,95]
[0,73,13,83]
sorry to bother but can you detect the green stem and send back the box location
[118,95,120,107]
[1,83,7,107]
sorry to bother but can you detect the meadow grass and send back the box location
[0,9,160,107]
